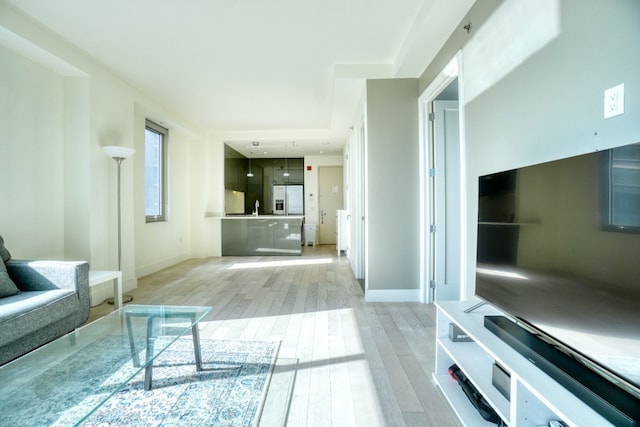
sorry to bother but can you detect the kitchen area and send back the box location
[222,144,308,255]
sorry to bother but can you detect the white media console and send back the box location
[433,300,614,427]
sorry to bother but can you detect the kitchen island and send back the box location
[221,215,304,256]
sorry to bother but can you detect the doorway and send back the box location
[419,54,465,303]
[318,166,343,244]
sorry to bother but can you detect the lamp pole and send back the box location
[114,156,124,271]
[102,146,135,305]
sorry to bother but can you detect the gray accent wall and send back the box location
[366,79,419,295]
[463,0,640,295]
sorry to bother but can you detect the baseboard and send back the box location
[89,276,138,307]
[364,289,420,302]
[89,283,112,307]
[136,253,190,279]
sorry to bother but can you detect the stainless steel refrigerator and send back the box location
[273,185,304,215]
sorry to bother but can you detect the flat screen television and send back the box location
[475,142,640,425]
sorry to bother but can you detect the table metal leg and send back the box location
[144,316,158,390]
[125,313,141,367]
[191,322,203,371]
[125,310,205,390]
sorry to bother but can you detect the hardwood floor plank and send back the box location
[399,355,462,427]
[376,341,423,413]
[386,304,437,371]
[308,308,331,425]
[353,300,406,425]
[87,247,461,427]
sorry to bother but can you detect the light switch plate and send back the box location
[604,83,624,119]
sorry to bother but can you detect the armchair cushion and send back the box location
[0,235,10,263]
[0,262,20,298]
[0,236,19,298]
[0,290,78,344]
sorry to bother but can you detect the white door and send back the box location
[432,100,461,301]
[318,166,343,244]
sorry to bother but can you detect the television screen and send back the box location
[475,142,640,400]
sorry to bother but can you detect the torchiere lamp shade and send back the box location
[102,145,135,159]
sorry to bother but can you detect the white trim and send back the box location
[348,112,366,282]
[418,89,429,303]
[365,289,421,303]
[363,102,369,295]
[456,50,469,300]
[136,253,190,279]
[418,57,459,104]
[417,52,464,303]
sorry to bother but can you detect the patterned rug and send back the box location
[0,337,280,427]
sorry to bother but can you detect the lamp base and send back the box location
[107,294,133,305]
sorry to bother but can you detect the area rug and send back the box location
[0,337,280,427]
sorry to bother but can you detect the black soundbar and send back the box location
[484,315,640,427]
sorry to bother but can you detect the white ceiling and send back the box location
[3,0,474,158]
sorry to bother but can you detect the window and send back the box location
[145,120,168,223]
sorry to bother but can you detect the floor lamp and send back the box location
[102,145,135,305]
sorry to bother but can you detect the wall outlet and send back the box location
[604,83,624,118]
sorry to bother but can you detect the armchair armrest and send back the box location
[6,260,89,296]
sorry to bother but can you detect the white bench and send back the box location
[89,270,123,309]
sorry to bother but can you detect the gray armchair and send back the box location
[0,241,90,365]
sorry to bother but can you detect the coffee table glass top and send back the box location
[0,304,211,427]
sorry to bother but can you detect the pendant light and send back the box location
[247,152,254,177]
[283,159,290,177]
[283,142,290,177]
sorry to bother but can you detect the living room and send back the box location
[1,0,639,426]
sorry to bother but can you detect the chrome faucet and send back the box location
[254,200,260,216]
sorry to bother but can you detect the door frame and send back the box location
[348,115,366,282]
[418,51,467,303]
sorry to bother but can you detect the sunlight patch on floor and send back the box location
[228,257,333,270]
[477,266,528,280]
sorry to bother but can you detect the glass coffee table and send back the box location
[0,304,211,427]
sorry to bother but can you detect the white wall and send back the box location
[461,0,640,297]
[63,76,91,261]
[0,46,66,259]
[0,7,209,303]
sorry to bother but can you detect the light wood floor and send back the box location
[89,245,461,427]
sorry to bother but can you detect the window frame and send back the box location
[144,119,168,223]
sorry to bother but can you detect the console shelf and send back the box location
[433,300,614,427]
